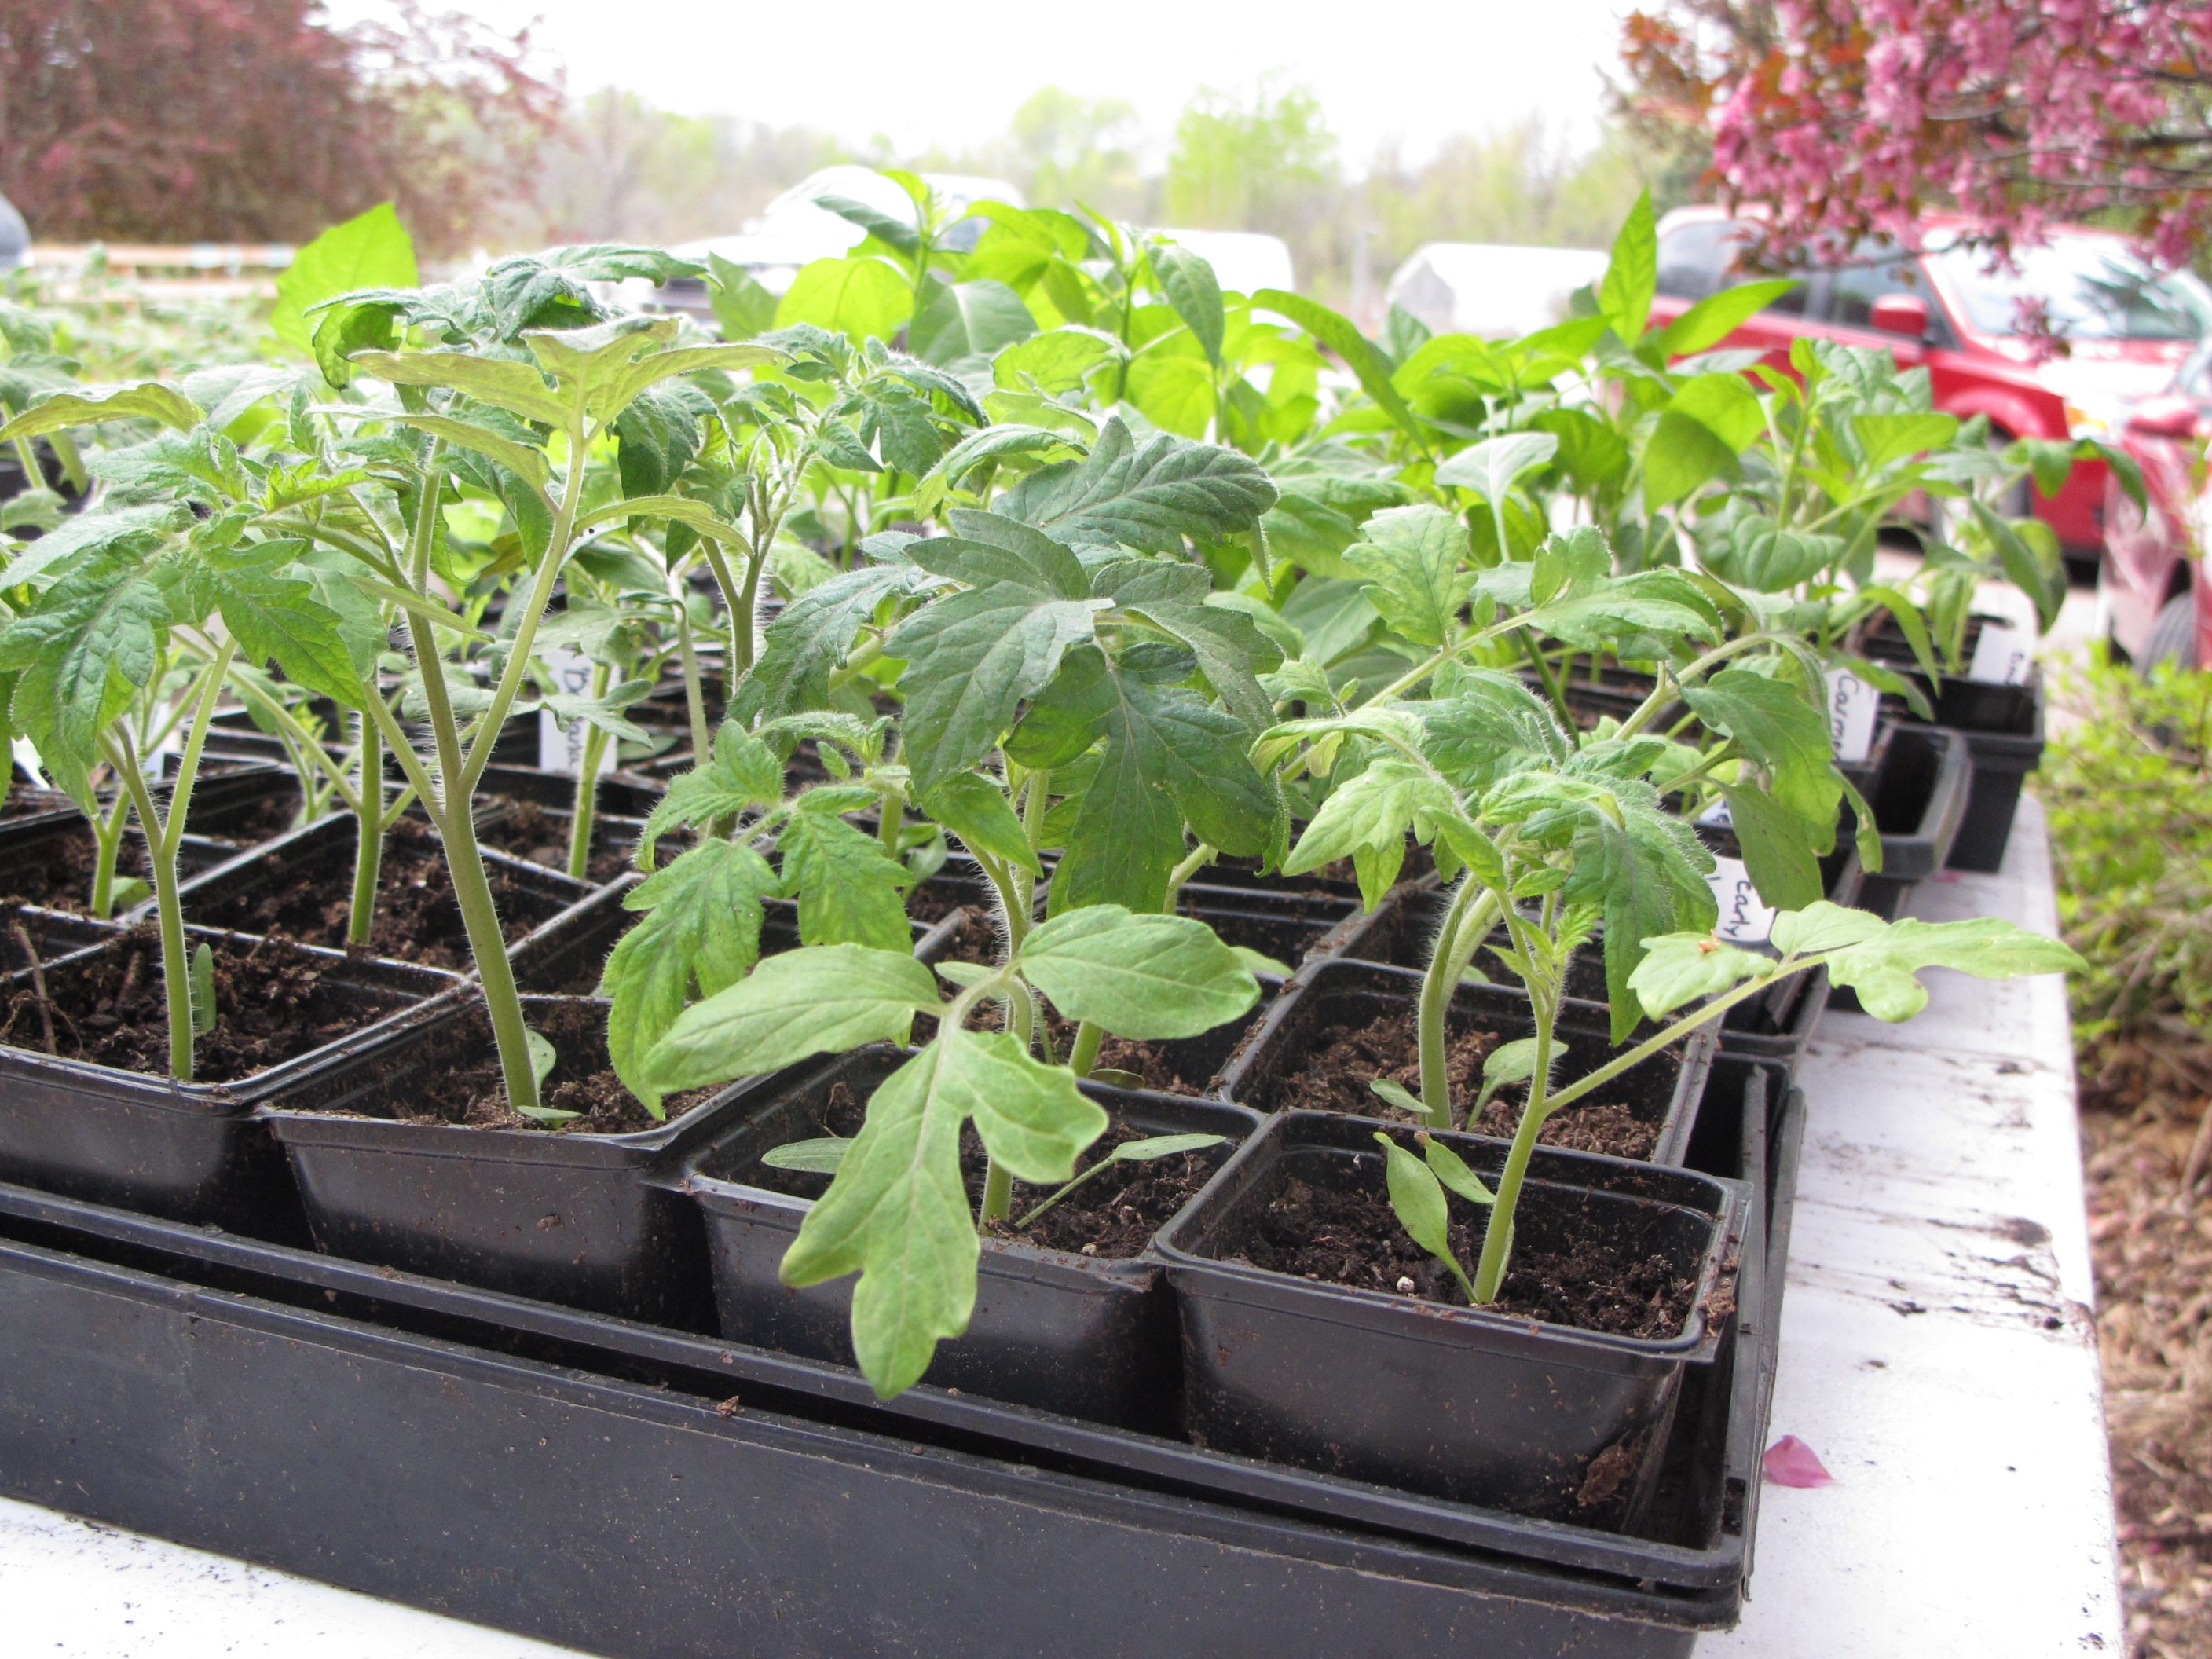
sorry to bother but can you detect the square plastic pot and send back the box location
[687,1043,1262,1430]
[1218,958,1715,1166]
[1946,687,2044,873]
[260,991,743,1328]
[0,927,453,1232]
[1158,1110,1749,1522]
[1852,725,1972,920]
[176,814,591,969]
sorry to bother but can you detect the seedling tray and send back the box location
[0,1168,1780,1656]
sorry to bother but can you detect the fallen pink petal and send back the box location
[1764,1435,1836,1489]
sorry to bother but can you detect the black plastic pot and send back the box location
[261,992,742,1328]
[0,928,452,1233]
[1946,685,2044,873]
[1218,959,1715,1166]
[1175,881,1356,969]
[1159,1111,1749,1522]
[1863,612,2041,731]
[687,1044,1259,1430]
[1853,725,1972,919]
[0,1169,1782,1654]
[0,903,119,971]
[1199,839,1437,905]
[178,813,591,968]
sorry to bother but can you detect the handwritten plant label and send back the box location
[537,645,595,774]
[1965,620,2031,686]
[1708,856,1778,946]
[1823,667,1877,764]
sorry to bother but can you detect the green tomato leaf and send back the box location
[916,770,1039,874]
[762,1137,852,1175]
[775,255,915,344]
[778,795,918,953]
[1628,931,1777,1017]
[599,837,778,1109]
[0,383,203,442]
[272,202,418,354]
[1149,244,1226,368]
[1342,504,1474,650]
[1000,414,1276,551]
[1372,1132,1475,1299]
[1433,431,1559,504]
[637,723,784,869]
[646,943,943,1096]
[1823,914,2083,1021]
[1017,904,1261,1039]
[911,277,1036,367]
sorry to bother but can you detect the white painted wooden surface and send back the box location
[0,799,2120,1656]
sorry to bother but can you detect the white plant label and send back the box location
[1824,667,1877,764]
[1696,796,1734,830]
[537,646,595,775]
[10,735,49,792]
[1966,620,2032,686]
[1707,856,1778,947]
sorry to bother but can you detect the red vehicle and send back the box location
[2098,342,2212,669]
[1647,207,2212,561]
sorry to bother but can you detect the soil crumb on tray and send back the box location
[1262,1005,1662,1160]
[0,924,412,1082]
[1232,1173,1697,1339]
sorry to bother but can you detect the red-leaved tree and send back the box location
[0,0,559,254]
[1621,1,2212,266]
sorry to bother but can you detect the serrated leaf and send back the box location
[917,771,1038,873]
[600,837,778,1108]
[739,561,935,722]
[0,544,171,803]
[638,723,786,868]
[1628,932,1777,1017]
[350,350,571,427]
[887,585,1108,793]
[1433,431,1559,504]
[272,203,419,354]
[646,943,942,1094]
[1017,905,1260,1039]
[779,798,917,952]
[1283,757,1456,882]
[780,1027,1104,1397]
[392,414,548,492]
[1823,914,2082,1021]
[1598,191,1657,341]
[0,383,203,441]
[1342,504,1472,649]
[1681,668,1839,833]
[1150,244,1225,367]
[1001,415,1276,552]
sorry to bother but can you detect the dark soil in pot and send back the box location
[1207,839,1433,901]
[202,817,559,969]
[475,800,639,885]
[1229,1164,1701,1336]
[747,1071,1232,1259]
[2,785,75,823]
[1174,899,1331,968]
[1257,1003,1668,1161]
[0,924,416,1082]
[961,1000,1251,1097]
[363,996,705,1134]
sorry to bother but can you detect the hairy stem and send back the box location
[676,605,713,764]
[1068,1020,1104,1080]
[89,793,130,917]
[1416,881,1501,1126]
[1470,994,1554,1305]
[347,714,385,947]
[979,1159,1013,1227]
[566,659,612,882]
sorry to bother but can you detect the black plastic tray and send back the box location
[1854,725,1973,920]
[0,1171,1778,1654]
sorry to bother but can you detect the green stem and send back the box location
[347,715,384,947]
[1543,961,1819,1117]
[1416,880,1500,1126]
[394,471,541,1116]
[979,1159,1013,1226]
[1014,1155,1116,1230]
[1163,842,1216,912]
[1612,635,1775,740]
[1470,994,1554,1305]
[115,750,194,1081]
[676,605,713,764]
[1068,1020,1104,1080]
[89,793,129,917]
[566,660,612,882]
[1521,632,1573,729]
[877,782,904,858]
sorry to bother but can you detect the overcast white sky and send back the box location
[335,0,1630,168]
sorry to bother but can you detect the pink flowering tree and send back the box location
[1620,0,2212,267]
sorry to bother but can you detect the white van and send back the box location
[1385,243,1607,338]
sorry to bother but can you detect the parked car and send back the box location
[1151,229,1295,296]
[1648,206,2212,561]
[649,166,1024,317]
[2098,342,2212,668]
[0,191,27,270]
[1385,243,1608,339]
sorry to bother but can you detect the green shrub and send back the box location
[2042,650,2212,1043]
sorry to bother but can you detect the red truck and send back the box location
[1646,206,2212,562]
